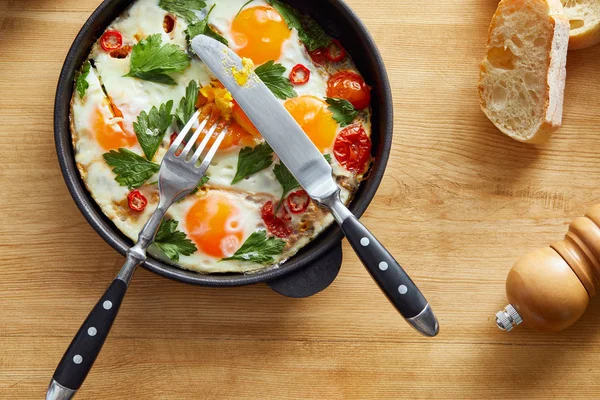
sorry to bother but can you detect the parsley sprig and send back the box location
[185,4,229,46]
[255,61,297,100]
[231,142,274,185]
[125,34,190,85]
[133,100,174,161]
[159,0,206,23]
[326,97,359,127]
[222,230,285,264]
[103,149,160,189]
[75,61,91,99]
[273,162,300,211]
[176,80,199,127]
[152,218,197,261]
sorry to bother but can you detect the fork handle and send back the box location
[49,278,127,396]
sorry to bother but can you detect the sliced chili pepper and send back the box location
[326,39,347,62]
[309,48,328,65]
[100,30,123,52]
[261,201,292,238]
[289,64,310,85]
[127,190,148,212]
[286,190,310,214]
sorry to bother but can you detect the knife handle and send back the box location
[339,215,438,336]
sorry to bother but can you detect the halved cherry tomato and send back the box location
[327,70,371,110]
[261,201,292,238]
[100,30,123,52]
[326,39,346,62]
[290,64,310,85]
[309,48,328,65]
[333,124,372,173]
[287,190,310,214]
[127,190,148,212]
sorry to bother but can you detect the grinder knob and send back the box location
[496,204,600,332]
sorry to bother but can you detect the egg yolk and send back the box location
[186,193,245,258]
[232,102,261,138]
[230,6,291,65]
[284,96,338,151]
[92,107,136,150]
[196,121,256,151]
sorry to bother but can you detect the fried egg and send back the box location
[71,0,373,274]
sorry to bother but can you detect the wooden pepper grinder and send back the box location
[496,204,600,332]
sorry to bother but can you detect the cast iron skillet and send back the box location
[54,0,393,298]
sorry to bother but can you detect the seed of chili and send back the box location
[286,190,310,214]
[326,39,346,62]
[289,64,310,85]
[127,190,148,212]
[100,30,123,52]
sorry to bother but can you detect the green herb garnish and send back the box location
[273,162,299,211]
[255,61,297,100]
[159,0,206,23]
[222,230,285,264]
[326,97,359,127]
[152,219,197,261]
[231,142,274,185]
[75,61,91,99]
[176,81,199,127]
[103,148,160,189]
[133,100,174,161]
[185,4,229,46]
[125,34,190,85]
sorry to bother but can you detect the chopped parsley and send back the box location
[255,61,297,100]
[222,230,286,264]
[75,61,91,99]
[133,100,174,161]
[176,80,199,127]
[324,154,332,164]
[125,34,191,85]
[231,142,274,185]
[152,219,197,261]
[185,4,229,46]
[158,0,206,23]
[326,97,359,127]
[103,148,160,189]
[266,0,331,51]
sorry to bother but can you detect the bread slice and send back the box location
[562,0,600,50]
[479,0,569,144]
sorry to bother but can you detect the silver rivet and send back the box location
[360,237,370,246]
[398,285,408,295]
[103,300,113,310]
[73,355,83,364]
[87,327,97,337]
[379,262,388,271]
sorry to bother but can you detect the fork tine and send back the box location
[168,110,200,155]
[190,123,219,165]
[181,117,216,160]
[194,127,228,174]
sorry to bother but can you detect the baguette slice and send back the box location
[479,0,569,144]
[562,0,600,50]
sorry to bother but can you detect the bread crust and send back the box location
[562,0,600,50]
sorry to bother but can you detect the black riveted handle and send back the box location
[52,279,127,391]
[341,216,429,319]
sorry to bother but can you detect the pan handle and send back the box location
[267,241,343,298]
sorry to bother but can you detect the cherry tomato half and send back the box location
[100,30,123,52]
[289,64,310,85]
[127,190,148,212]
[327,70,371,110]
[261,201,292,238]
[333,124,372,173]
[326,39,347,62]
[309,48,329,65]
[287,190,310,214]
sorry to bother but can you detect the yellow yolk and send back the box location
[232,102,261,138]
[186,192,245,258]
[232,57,255,86]
[284,96,338,151]
[196,120,256,151]
[200,83,233,121]
[92,107,136,150]
[231,5,291,65]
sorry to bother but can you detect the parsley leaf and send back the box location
[222,230,286,264]
[176,81,199,127]
[255,61,297,100]
[159,0,206,23]
[133,100,174,161]
[324,154,332,164]
[231,142,274,184]
[75,61,91,99]
[266,0,302,31]
[273,162,299,209]
[152,219,197,261]
[125,34,191,85]
[103,148,160,189]
[185,4,229,46]
[326,97,359,127]
[298,16,332,51]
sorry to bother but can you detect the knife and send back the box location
[192,36,439,337]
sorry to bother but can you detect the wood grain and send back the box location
[2,0,600,398]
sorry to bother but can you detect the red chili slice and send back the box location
[261,201,292,238]
[127,190,148,212]
[309,48,328,65]
[289,64,310,85]
[333,124,372,173]
[100,30,123,52]
[326,39,347,62]
[287,190,310,214]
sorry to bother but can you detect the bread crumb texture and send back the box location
[479,0,569,144]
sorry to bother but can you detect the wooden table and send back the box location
[2,0,600,398]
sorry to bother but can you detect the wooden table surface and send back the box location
[2,0,600,398]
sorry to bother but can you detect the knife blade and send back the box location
[192,35,439,337]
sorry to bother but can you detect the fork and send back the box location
[46,110,228,400]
